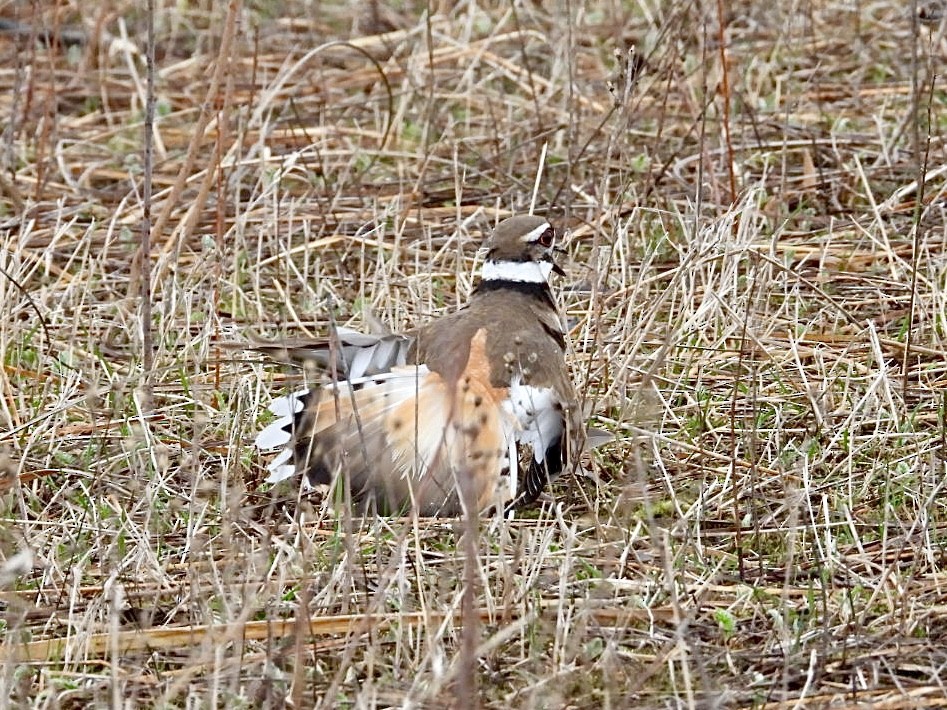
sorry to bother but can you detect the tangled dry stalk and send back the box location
[1,1,947,707]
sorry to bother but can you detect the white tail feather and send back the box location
[269,389,307,417]
[255,388,308,451]
[265,448,296,483]
[255,417,293,450]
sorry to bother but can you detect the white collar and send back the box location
[480,259,552,283]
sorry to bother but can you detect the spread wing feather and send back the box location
[257,356,516,515]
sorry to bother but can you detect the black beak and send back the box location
[551,246,567,276]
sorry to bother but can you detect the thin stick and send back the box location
[154,0,240,263]
[139,0,156,404]
[529,142,548,215]
[715,0,737,203]
[902,0,932,398]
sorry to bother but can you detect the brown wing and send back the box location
[256,331,516,516]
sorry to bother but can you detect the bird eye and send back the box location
[538,228,555,248]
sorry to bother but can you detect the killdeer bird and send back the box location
[255,215,581,516]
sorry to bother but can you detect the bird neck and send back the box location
[474,259,556,305]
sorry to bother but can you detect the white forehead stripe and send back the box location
[481,259,553,283]
[520,222,552,243]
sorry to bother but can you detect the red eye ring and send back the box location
[538,227,555,248]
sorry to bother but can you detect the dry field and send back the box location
[2,0,947,707]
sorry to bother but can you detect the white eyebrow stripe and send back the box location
[520,222,552,243]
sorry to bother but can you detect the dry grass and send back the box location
[2,0,947,706]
